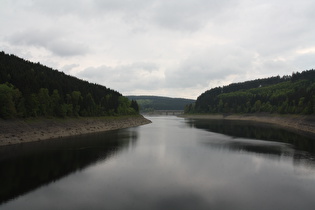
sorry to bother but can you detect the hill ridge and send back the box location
[127,95,195,112]
[0,51,139,118]
[186,69,315,115]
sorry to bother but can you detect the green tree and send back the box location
[130,100,139,113]
[303,102,313,114]
[51,89,62,116]
[278,99,288,114]
[25,93,39,117]
[223,102,230,113]
[80,93,96,116]
[261,102,272,113]
[71,91,82,116]
[218,99,224,113]
[296,97,305,114]
[37,88,51,116]
[117,96,135,115]
[0,83,21,118]
[65,94,74,116]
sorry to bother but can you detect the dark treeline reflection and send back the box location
[185,119,315,165]
[0,129,138,205]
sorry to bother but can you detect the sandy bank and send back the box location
[181,114,315,135]
[0,115,151,146]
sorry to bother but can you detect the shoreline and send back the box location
[0,115,151,147]
[180,114,315,136]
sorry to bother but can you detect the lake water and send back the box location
[1,116,315,210]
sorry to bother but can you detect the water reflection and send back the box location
[0,128,138,204]
[1,117,315,210]
[186,119,315,167]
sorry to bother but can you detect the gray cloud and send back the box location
[293,52,315,70]
[28,0,237,32]
[48,40,89,57]
[152,0,237,31]
[94,0,151,13]
[30,0,92,16]
[7,30,89,57]
[61,64,80,73]
[77,62,163,92]
[1,0,315,98]
[8,30,56,47]
[165,46,255,88]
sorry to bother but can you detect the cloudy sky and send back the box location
[1,0,315,99]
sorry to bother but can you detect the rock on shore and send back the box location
[0,115,151,146]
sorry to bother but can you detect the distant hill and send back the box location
[0,51,139,118]
[186,69,315,115]
[127,95,195,112]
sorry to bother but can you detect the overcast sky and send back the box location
[1,0,315,99]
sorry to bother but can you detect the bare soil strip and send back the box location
[0,115,151,146]
[181,114,315,135]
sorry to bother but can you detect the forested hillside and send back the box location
[0,51,139,119]
[127,95,195,112]
[185,70,315,115]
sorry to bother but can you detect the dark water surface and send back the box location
[1,116,315,210]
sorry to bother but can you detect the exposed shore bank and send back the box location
[181,114,315,135]
[0,115,151,146]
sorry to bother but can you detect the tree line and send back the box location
[0,51,139,119]
[185,70,315,115]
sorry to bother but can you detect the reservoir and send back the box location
[1,116,315,210]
